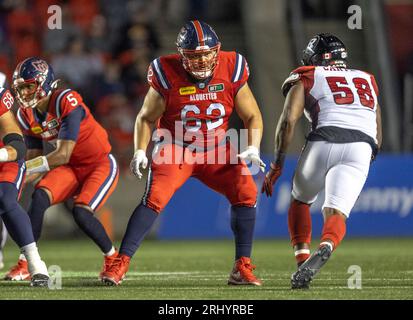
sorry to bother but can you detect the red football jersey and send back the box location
[17,89,111,165]
[147,51,249,147]
[0,88,15,148]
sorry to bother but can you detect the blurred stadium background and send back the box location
[0,0,412,242]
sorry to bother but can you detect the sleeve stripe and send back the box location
[231,54,244,83]
[152,59,170,89]
[55,89,71,118]
[16,109,29,130]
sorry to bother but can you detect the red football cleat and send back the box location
[101,254,130,286]
[4,259,31,281]
[228,256,262,286]
[99,250,119,280]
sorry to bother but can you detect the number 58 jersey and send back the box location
[282,66,379,143]
[147,51,249,147]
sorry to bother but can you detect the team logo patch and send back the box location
[208,83,224,93]
[46,119,59,129]
[31,126,43,134]
[179,86,196,95]
[40,129,58,139]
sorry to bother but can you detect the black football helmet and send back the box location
[176,20,221,79]
[301,33,348,67]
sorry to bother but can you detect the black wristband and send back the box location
[3,133,26,161]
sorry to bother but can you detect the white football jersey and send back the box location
[283,66,379,142]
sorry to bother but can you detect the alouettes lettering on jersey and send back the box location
[0,88,15,148]
[147,51,249,147]
[282,65,379,143]
[17,89,111,164]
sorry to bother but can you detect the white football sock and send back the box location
[104,246,116,256]
[21,243,48,276]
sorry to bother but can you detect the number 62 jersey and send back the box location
[147,51,249,148]
[282,65,379,146]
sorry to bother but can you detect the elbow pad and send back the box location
[3,133,26,161]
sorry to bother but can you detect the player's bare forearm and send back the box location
[134,87,166,152]
[26,149,43,160]
[45,139,76,169]
[244,115,263,149]
[274,118,295,155]
[376,103,382,149]
[135,115,155,152]
[273,82,305,163]
[235,83,263,148]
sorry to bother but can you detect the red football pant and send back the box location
[36,154,119,211]
[143,143,257,213]
[0,160,25,199]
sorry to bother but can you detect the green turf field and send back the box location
[0,238,412,300]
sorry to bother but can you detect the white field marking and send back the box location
[60,271,206,278]
[58,270,413,279]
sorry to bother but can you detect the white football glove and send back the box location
[130,149,148,179]
[237,146,266,172]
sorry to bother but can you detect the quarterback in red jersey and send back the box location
[102,20,265,286]
[4,58,119,281]
[0,83,49,286]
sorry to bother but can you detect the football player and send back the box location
[0,71,6,271]
[0,80,49,286]
[101,20,265,286]
[4,58,119,281]
[262,34,382,289]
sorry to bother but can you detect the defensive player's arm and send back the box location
[261,80,305,196]
[376,103,382,150]
[234,83,263,149]
[273,81,305,165]
[0,111,26,162]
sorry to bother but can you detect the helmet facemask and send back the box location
[13,75,58,109]
[178,44,220,80]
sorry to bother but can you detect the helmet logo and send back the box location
[31,60,48,74]
[307,37,318,53]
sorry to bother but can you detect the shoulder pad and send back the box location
[281,66,315,97]
[281,72,301,97]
